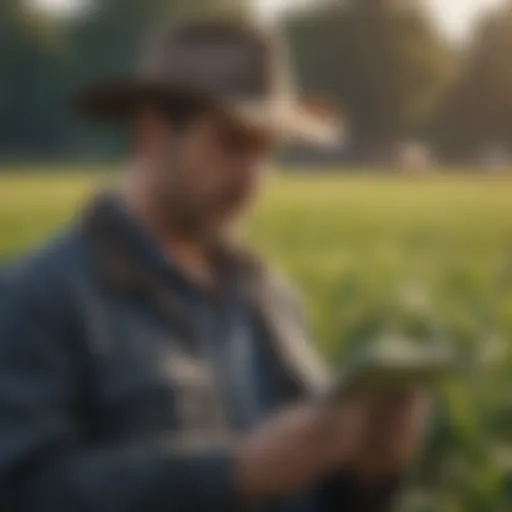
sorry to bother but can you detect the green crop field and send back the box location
[2,169,512,511]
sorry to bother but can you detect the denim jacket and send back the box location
[0,195,399,511]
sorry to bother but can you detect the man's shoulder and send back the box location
[2,226,95,307]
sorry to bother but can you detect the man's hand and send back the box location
[351,389,430,481]
[234,389,430,504]
[234,400,365,503]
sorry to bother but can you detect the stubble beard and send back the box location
[152,156,248,250]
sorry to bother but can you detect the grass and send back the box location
[2,168,512,510]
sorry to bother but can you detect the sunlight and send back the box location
[31,0,88,17]
[29,0,507,40]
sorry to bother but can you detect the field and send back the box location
[2,169,512,511]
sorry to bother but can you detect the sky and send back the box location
[259,0,506,39]
[34,0,506,41]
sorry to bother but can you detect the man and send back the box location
[0,18,428,511]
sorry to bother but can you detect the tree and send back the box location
[285,0,455,160]
[0,0,251,160]
[0,0,72,157]
[433,6,512,161]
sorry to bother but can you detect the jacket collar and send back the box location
[81,192,265,299]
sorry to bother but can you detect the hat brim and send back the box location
[75,78,343,147]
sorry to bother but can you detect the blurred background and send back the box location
[2,0,512,510]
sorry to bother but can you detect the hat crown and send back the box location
[138,19,290,101]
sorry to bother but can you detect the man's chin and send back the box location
[200,212,245,248]
[166,202,247,242]
[169,215,230,243]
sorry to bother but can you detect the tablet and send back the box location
[330,336,455,398]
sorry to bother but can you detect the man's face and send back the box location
[141,107,275,237]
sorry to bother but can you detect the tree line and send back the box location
[2,0,512,164]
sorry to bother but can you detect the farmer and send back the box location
[0,18,428,511]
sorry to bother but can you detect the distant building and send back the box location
[478,145,510,171]
[395,141,434,173]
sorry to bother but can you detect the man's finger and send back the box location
[351,389,431,478]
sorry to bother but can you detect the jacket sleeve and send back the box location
[0,277,239,512]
